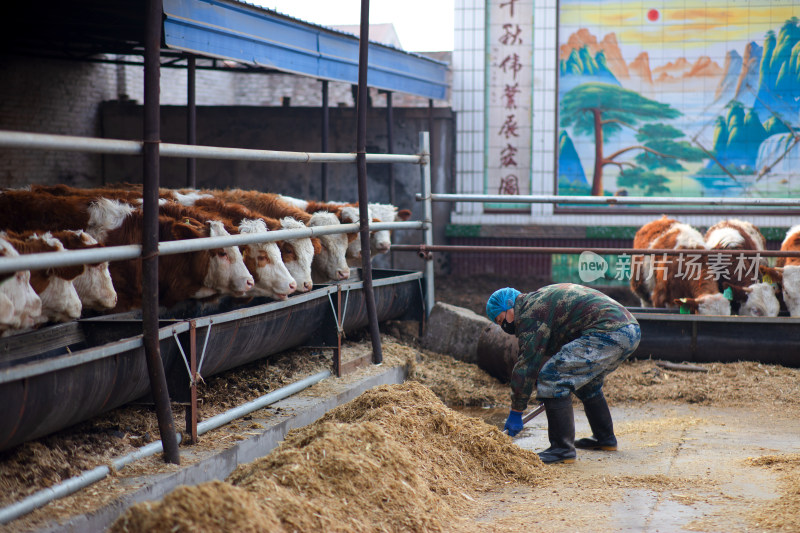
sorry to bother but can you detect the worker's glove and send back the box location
[504,409,524,437]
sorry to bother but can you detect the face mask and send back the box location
[500,318,516,335]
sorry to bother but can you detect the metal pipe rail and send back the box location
[0,221,425,275]
[0,370,331,526]
[415,192,800,207]
[0,130,423,165]
[391,244,800,258]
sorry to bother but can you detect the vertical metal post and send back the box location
[334,286,342,377]
[144,0,180,465]
[186,54,197,188]
[420,131,434,317]
[356,0,382,365]
[386,91,395,269]
[186,321,198,443]
[321,80,329,201]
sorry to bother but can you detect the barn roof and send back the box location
[4,0,449,100]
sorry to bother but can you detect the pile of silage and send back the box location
[111,382,546,533]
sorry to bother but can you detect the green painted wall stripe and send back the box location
[445,225,793,241]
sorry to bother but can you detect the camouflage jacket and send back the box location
[509,283,637,411]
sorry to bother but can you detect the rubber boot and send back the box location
[537,396,576,464]
[574,392,617,451]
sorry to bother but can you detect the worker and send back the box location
[486,284,641,464]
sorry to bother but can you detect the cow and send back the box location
[705,219,779,317]
[631,216,731,315]
[178,196,316,294]
[760,224,800,317]
[210,190,351,282]
[102,209,249,311]
[0,232,83,324]
[0,237,42,335]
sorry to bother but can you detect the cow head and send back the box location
[67,231,117,311]
[673,292,731,315]
[278,217,315,293]
[308,212,350,283]
[87,198,136,242]
[780,265,800,317]
[0,238,42,332]
[367,204,411,256]
[32,234,83,323]
[203,220,254,297]
[723,281,780,317]
[238,219,296,300]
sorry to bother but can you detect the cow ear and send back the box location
[759,265,783,284]
[311,237,323,255]
[396,209,412,221]
[722,281,749,300]
[172,220,201,240]
[674,297,699,313]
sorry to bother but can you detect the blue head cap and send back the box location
[486,287,521,323]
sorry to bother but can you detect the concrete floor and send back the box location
[469,403,800,533]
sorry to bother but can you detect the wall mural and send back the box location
[558,1,800,200]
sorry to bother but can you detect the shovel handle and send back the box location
[502,403,545,434]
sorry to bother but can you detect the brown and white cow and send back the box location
[631,216,731,315]
[704,219,779,317]
[760,223,800,317]
[1,232,83,324]
[210,190,351,282]
[0,237,42,335]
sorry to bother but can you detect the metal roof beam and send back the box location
[162,0,448,100]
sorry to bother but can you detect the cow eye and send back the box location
[217,250,227,258]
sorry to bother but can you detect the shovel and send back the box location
[502,403,545,435]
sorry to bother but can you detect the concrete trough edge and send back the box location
[36,365,409,533]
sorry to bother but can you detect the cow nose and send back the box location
[246,278,255,290]
[288,280,297,292]
[337,269,350,280]
[377,242,390,252]
[303,281,313,291]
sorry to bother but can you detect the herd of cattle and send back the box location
[0,184,410,337]
[1,186,799,338]
[631,216,800,318]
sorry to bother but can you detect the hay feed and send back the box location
[745,454,800,532]
[112,382,546,533]
[109,480,283,533]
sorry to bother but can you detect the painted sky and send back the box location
[561,0,800,64]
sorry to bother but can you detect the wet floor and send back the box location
[460,403,800,532]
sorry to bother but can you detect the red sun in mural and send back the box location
[647,9,660,22]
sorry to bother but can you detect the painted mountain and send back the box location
[558,16,800,197]
[557,131,590,195]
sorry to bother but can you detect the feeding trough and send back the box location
[0,269,425,452]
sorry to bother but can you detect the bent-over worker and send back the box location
[486,283,641,464]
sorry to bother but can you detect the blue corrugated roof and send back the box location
[162,0,448,100]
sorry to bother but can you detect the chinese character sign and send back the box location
[487,0,533,206]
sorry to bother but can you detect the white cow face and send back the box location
[737,282,780,317]
[68,231,117,311]
[696,292,731,316]
[0,238,42,331]
[279,217,315,293]
[34,235,82,323]
[203,221,255,297]
[781,265,800,317]
[309,212,350,283]
[238,219,296,300]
